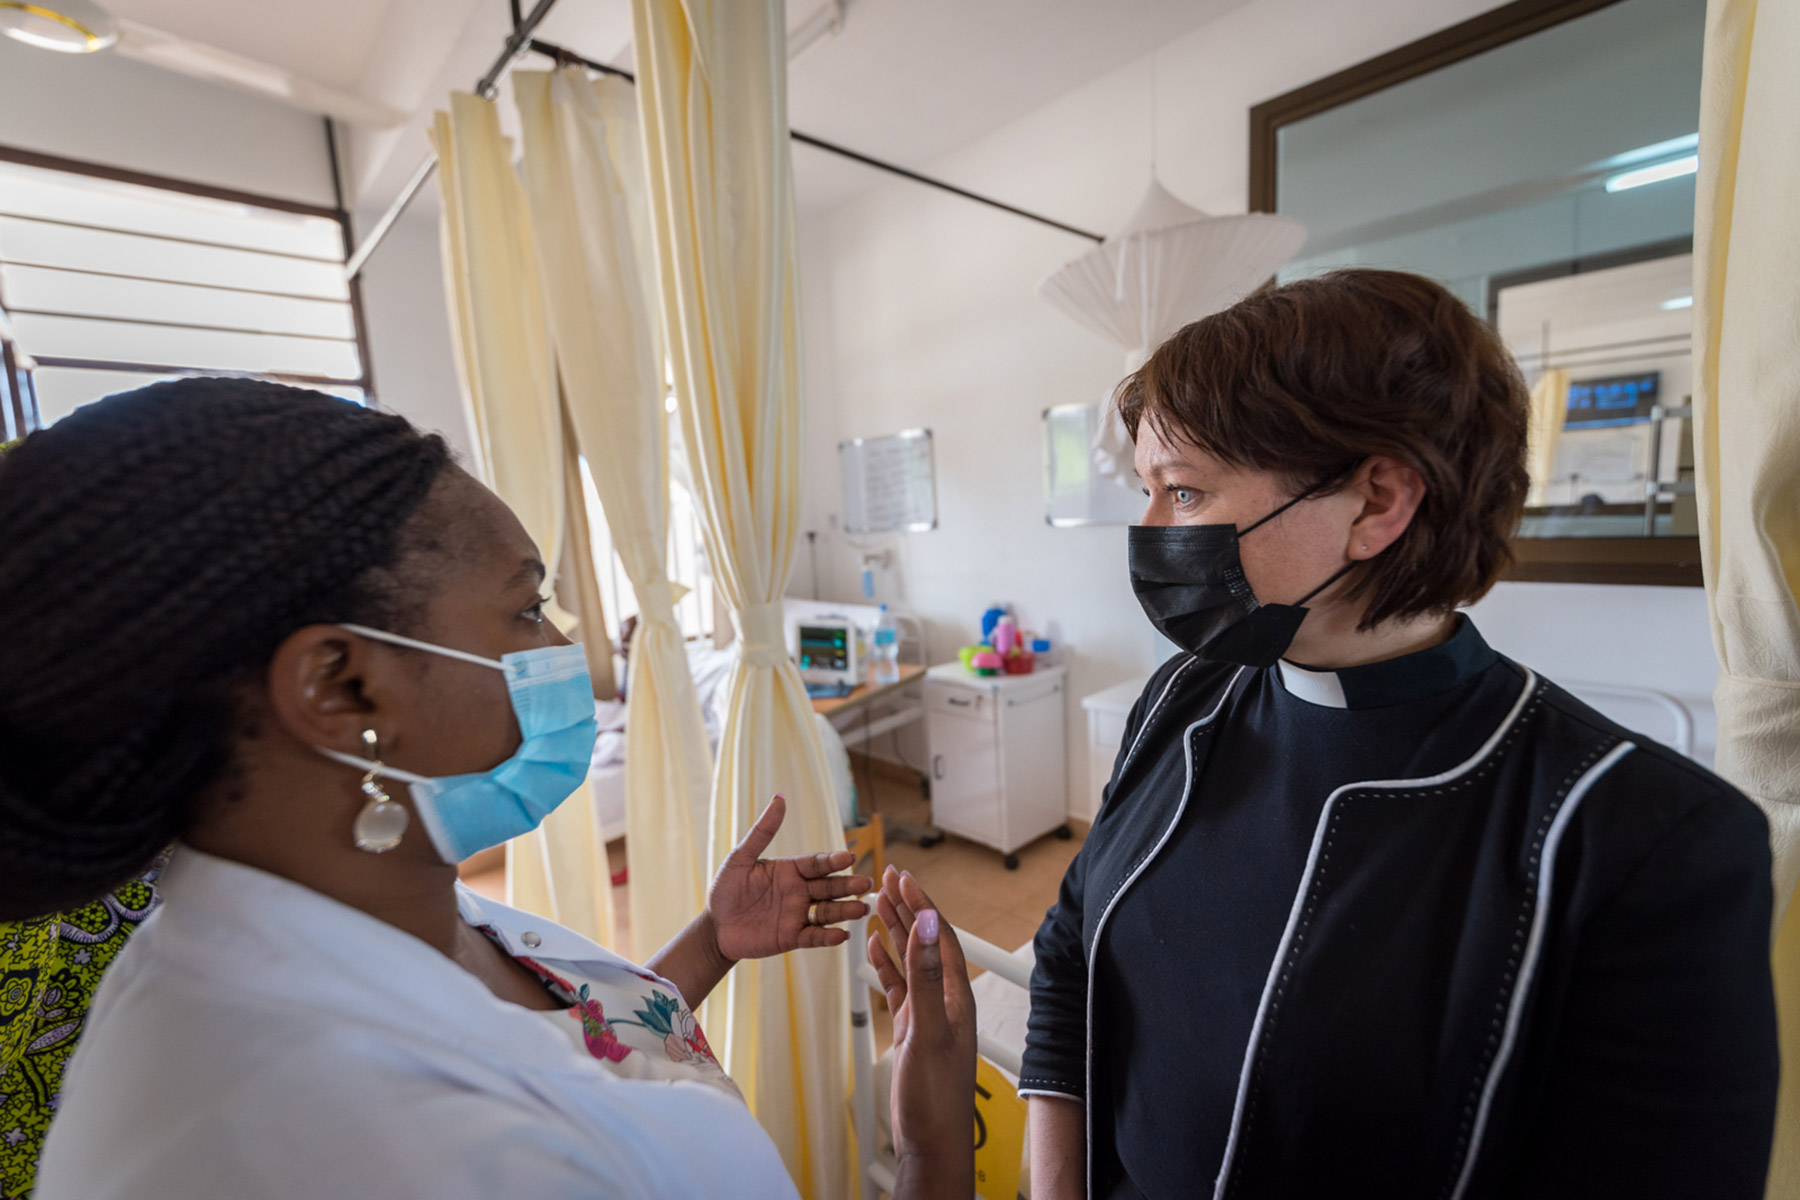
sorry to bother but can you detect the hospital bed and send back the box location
[848,912,1036,1200]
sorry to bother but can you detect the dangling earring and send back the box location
[352,729,410,853]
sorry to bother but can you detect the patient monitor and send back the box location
[793,616,858,686]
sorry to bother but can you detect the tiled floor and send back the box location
[864,769,1082,960]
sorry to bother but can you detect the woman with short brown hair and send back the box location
[1019,269,1778,1198]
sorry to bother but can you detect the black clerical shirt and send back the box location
[1022,619,1778,1199]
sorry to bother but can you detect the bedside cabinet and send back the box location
[1079,677,1148,822]
[925,663,1069,868]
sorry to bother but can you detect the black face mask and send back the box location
[1128,483,1357,669]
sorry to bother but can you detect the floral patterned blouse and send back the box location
[479,927,741,1102]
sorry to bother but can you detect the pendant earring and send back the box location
[352,729,410,854]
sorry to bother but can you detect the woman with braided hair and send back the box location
[0,378,976,1200]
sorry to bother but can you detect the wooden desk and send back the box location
[811,662,926,717]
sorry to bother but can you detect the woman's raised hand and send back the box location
[868,866,977,1198]
[707,794,872,962]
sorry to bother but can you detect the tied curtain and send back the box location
[432,93,618,947]
[514,68,714,960]
[1525,369,1569,508]
[629,0,850,1195]
[1694,0,1800,1194]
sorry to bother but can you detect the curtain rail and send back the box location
[346,10,1102,279]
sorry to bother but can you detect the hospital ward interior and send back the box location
[1,0,1798,1197]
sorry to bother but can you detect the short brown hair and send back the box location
[1117,268,1529,629]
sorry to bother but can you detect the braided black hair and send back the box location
[0,378,451,919]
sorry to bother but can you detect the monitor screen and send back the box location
[797,624,851,672]
[1565,371,1660,427]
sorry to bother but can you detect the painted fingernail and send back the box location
[918,909,939,943]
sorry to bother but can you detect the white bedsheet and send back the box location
[589,642,857,832]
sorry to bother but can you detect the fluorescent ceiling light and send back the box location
[1603,133,1700,169]
[1606,155,1699,192]
[1662,295,1694,310]
[0,0,117,53]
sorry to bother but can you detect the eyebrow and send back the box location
[502,558,547,593]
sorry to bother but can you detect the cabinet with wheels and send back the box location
[925,663,1067,868]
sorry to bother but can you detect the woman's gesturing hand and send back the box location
[869,866,977,1198]
[708,794,872,963]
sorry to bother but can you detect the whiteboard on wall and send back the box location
[840,428,937,534]
[1044,403,1144,526]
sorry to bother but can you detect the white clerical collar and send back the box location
[1275,617,1495,710]
[1277,660,1349,708]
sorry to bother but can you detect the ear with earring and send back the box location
[353,729,410,853]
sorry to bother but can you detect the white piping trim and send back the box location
[1018,1087,1084,1104]
[1446,738,1635,1200]
[339,622,506,671]
[1085,665,1246,1190]
[1119,656,1199,771]
[1211,668,1541,1199]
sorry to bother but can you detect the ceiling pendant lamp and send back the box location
[1038,176,1307,367]
[1039,179,1308,491]
[1038,42,1308,492]
[0,0,118,53]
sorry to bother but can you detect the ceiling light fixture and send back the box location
[1662,295,1694,310]
[0,0,117,53]
[1606,154,1699,193]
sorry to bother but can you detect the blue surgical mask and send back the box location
[318,624,599,864]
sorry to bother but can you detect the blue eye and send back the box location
[1166,486,1200,508]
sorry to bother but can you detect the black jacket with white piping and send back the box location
[1020,639,1778,1199]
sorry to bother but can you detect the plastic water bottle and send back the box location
[871,604,900,685]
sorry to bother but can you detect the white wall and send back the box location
[351,207,478,465]
[797,0,1722,813]
[0,37,336,206]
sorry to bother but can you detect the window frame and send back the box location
[0,139,376,433]
[1246,0,1704,587]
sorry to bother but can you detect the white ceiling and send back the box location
[96,0,1255,221]
[104,0,400,91]
[784,0,1252,213]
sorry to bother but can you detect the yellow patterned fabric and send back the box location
[0,869,159,1200]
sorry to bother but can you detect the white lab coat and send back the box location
[34,847,799,1200]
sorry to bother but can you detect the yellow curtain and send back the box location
[1694,1,1800,1193]
[629,1,848,1194]
[515,68,714,959]
[432,94,617,948]
[1525,368,1569,508]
